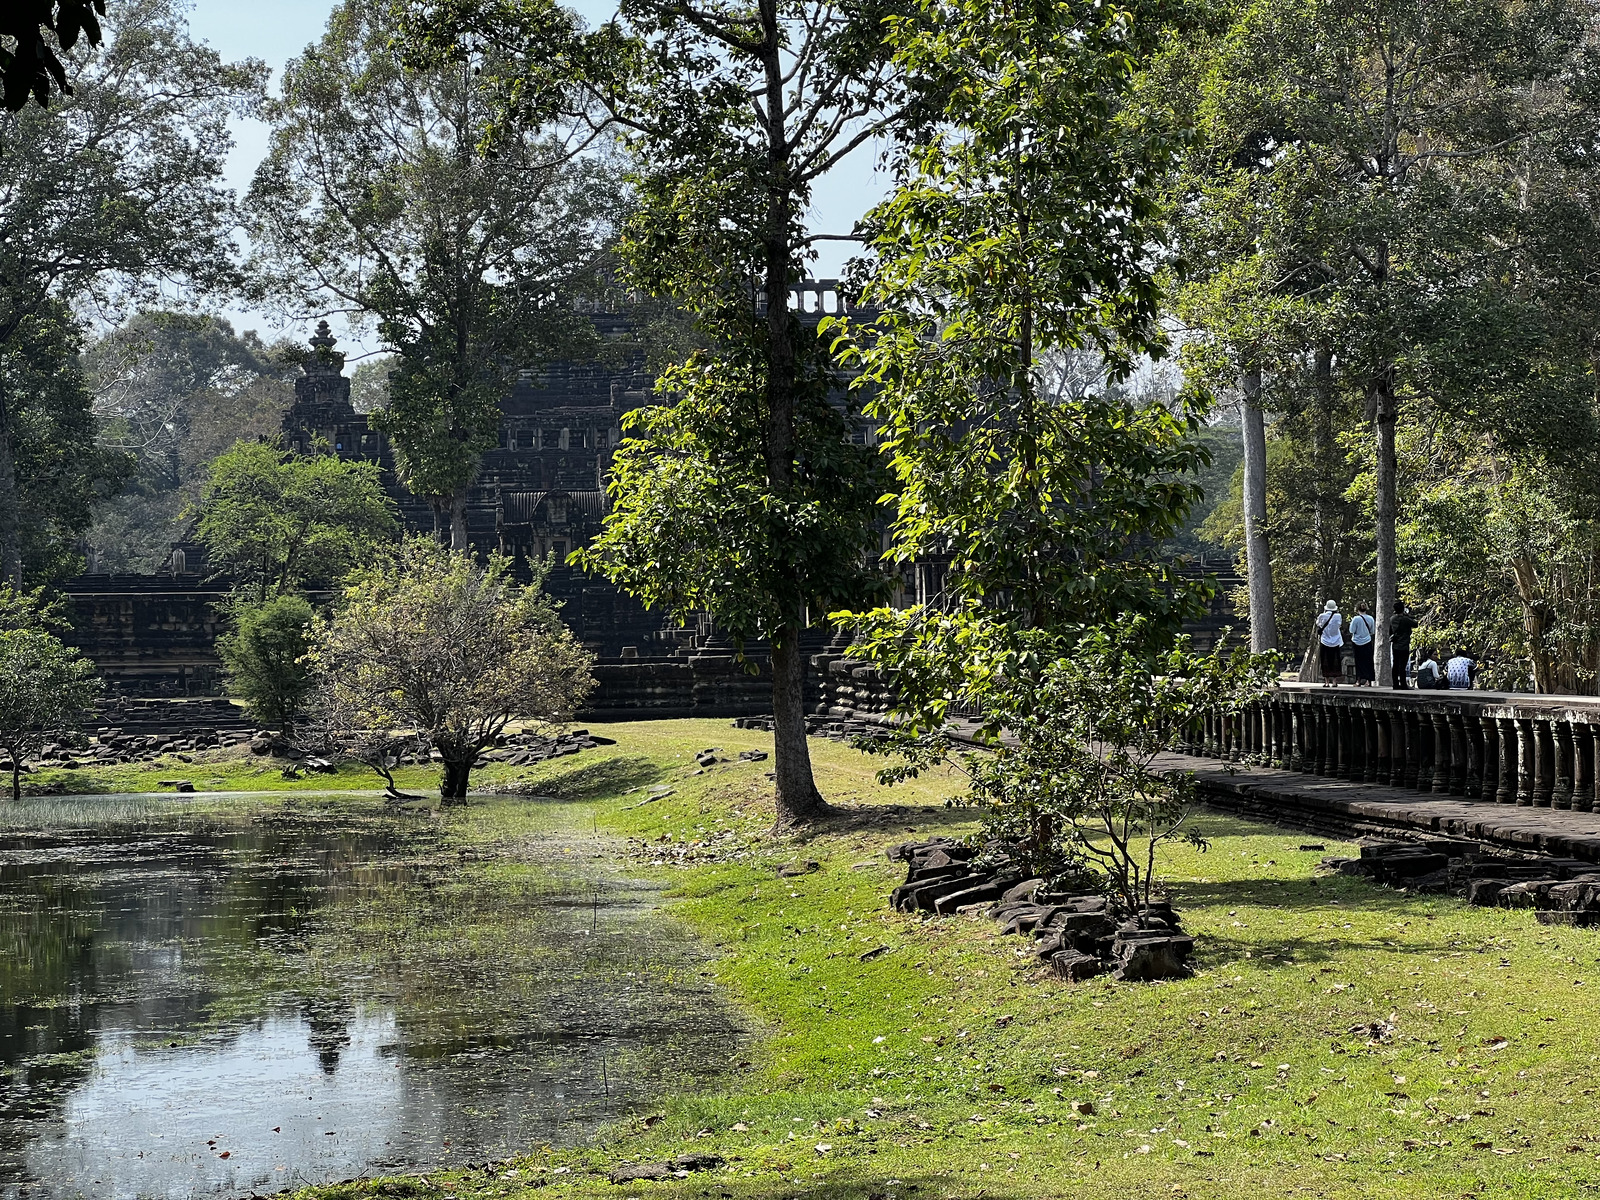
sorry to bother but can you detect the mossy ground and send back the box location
[33,719,1600,1198]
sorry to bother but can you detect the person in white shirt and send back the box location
[1347,602,1376,686]
[1446,650,1477,689]
[1315,600,1344,686]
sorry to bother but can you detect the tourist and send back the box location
[1415,649,1442,690]
[1446,648,1478,689]
[1389,599,1417,689]
[1315,600,1344,687]
[1347,601,1376,685]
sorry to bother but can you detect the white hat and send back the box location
[1323,600,1338,612]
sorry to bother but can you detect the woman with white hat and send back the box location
[1315,600,1344,687]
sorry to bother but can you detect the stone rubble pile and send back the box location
[886,837,1195,983]
[15,728,247,772]
[1326,837,1600,926]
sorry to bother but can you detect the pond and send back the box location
[0,794,746,1200]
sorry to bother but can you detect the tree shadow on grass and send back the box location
[639,1170,1019,1199]
[486,754,667,802]
[788,801,979,847]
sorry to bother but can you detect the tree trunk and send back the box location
[1311,347,1339,607]
[770,627,827,824]
[449,492,468,551]
[440,755,472,803]
[1240,366,1277,653]
[0,371,22,587]
[8,761,18,804]
[754,4,826,822]
[1372,368,1398,691]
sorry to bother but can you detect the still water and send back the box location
[0,795,745,1199]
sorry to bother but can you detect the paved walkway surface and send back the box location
[1160,752,1600,861]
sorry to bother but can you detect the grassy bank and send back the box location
[34,719,1600,1198]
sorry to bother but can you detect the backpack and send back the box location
[1416,660,1440,688]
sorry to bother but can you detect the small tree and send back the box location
[215,592,315,732]
[300,674,429,799]
[0,626,98,801]
[192,439,396,598]
[313,538,596,802]
[957,624,1275,909]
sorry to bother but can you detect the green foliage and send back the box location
[313,538,596,800]
[0,303,130,583]
[216,593,316,731]
[0,0,262,582]
[0,626,97,801]
[0,583,69,634]
[83,311,300,573]
[960,624,1276,907]
[192,440,397,597]
[0,2,105,110]
[836,0,1211,743]
[249,0,616,543]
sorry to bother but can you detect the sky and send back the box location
[183,0,888,359]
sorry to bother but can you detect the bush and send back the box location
[217,593,315,730]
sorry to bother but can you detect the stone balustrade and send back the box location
[1183,684,1600,811]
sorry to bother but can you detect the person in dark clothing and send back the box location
[1389,600,1417,688]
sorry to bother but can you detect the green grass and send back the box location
[39,718,1600,1197]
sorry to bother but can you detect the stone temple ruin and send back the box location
[61,280,1239,725]
[63,284,879,718]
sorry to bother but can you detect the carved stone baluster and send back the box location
[1463,712,1481,798]
[1385,711,1405,787]
[1448,712,1467,795]
[1516,718,1537,805]
[1272,702,1287,768]
[1495,717,1516,804]
[1292,706,1306,771]
[1373,709,1388,784]
[1359,710,1376,782]
[1479,715,1498,802]
[1574,722,1594,814]
[1404,711,1424,790]
[1535,720,1555,807]
[1554,721,1574,810]
[1315,707,1331,775]
[1431,713,1452,794]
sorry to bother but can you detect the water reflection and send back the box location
[0,797,745,1199]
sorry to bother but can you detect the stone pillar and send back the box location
[1479,715,1498,803]
[1382,713,1408,790]
[1535,720,1555,807]
[1404,711,1423,790]
[1463,713,1481,798]
[1339,707,1356,781]
[1575,723,1595,814]
[1516,718,1537,805]
[1448,712,1467,795]
[1360,709,1376,783]
[1374,709,1390,784]
[1554,721,1574,810]
[1431,712,1452,794]
[1291,706,1305,771]
[1496,717,1516,804]
[1315,707,1331,775]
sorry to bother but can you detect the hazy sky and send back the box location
[183,0,886,357]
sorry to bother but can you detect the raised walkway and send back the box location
[1165,750,1600,862]
[1176,681,1600,861]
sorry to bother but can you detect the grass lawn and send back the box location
[37,718,1600,1198]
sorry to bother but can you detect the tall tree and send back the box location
[2,304,129,583]
[84,312,300,574]
[1168,0,1600,683]
[836,0,1214,807]
[0,0,262,584]
[400,0,911,823]
[248,0,617,547]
